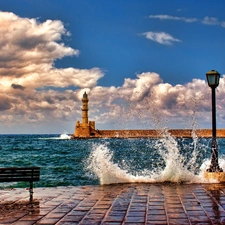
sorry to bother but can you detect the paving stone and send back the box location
[126,211,145,217]
[0,217,20,224]
[148,209,166,215]
[147,221,168,225]
[36,217,61,224]
[12,221,37,225]
[2,183,225,224]
[129,206,146,211]
[148,205,165,210]
[67,210,87,216]
[101,222,122,225]
[125,216,145,223]
[104,215,125,222]
[147,214,167,221]
[124,223,145,225]
[60,215,83,222]
[166,208,185,213]
[19,215,43,221]
[89,208,109,214]
[167,212,187,219]
[57,222,79,225]
[167,218,190,225]
[189,215,211,222]
[79,219,101,225]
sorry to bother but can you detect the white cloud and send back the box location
[149,14,225,28]
[142,32,181,45]
[202,16,225,28]
[0,11,104,91]
[149,14,197,23]
[86,72,219,130]
[202,16,219,25]
[94,74,225,130]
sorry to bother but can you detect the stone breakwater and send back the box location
[72,129,225,139]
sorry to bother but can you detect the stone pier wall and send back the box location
[72,129,225,138]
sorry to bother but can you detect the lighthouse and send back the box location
[82,92,89,125]
[74,92,96,137]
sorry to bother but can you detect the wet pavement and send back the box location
[1,183,225,224]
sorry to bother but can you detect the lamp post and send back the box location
[206,70,223,172]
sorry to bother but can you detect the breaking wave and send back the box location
[39,133,71,140]
[86,130,225,184]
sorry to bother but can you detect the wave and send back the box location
[39,133,71,140]
[86,131,225,185]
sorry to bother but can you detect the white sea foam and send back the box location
[58,134,71,140]
[40,133,71,140]
[87,130,225,185]
[87,143,156,184]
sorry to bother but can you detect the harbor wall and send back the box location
[72,129,225,138]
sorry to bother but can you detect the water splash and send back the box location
[155,128,201,183]
[40,133,71,140]
[58,134,71,140]
[86,133,225,185]
[86,143,155,184]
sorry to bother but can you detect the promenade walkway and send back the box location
[0,183,225,224]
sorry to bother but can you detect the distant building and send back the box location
[74,92,99,137]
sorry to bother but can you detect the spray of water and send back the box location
[86,119,225,184]
[86,134,225,185]
[86,143,156,184]
[59,134,71,140]
[155,129,193,182]
[86,90,225,184]
[40,133,71,140]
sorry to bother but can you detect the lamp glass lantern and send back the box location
[206,70,220,87]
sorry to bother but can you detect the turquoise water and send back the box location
[0,134,225,188]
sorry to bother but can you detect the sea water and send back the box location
[0,134,225,188]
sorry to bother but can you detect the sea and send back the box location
[1,132,225,188]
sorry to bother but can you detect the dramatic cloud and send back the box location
[0,11,104,91]
[149,14,197,23]
[87,73,225,130]
[0,11,224,133]
[0,11,104,131]
[142,32,181,45]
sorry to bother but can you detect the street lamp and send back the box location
[206,70,223,172]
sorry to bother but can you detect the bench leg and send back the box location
[29,181,33,202]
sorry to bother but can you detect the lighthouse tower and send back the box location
[74,92,96,137]
[82,92,89,125]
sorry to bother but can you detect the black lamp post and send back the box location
[206,70,223,172]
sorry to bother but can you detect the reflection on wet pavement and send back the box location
[0,183,225,224]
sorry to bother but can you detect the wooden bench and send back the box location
[0,167,40,201]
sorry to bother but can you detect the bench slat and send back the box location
[0,174,40,177]
[0,167,40,182]
[0,177,40,182]
[0,171,40,176]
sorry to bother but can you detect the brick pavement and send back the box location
[0,183,225,224]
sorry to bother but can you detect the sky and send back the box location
[0,0,225,134]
